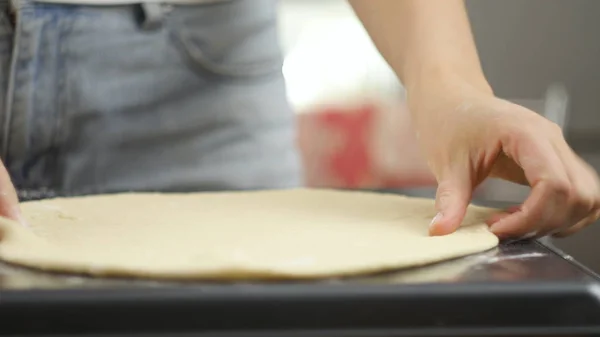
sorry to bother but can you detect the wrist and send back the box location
[402,63,494,125]
[402,61,493,99]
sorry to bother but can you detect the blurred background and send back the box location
[277,0,600,271]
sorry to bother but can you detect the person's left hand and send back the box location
[407,73,600,239]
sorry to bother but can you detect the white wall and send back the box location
[277,0,402,112]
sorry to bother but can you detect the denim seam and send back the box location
[166,13,283,79]
[1,4,20,161]
[53,13,72,189]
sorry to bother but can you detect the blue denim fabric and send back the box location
[0,0,301,196]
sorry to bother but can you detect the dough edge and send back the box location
[0,189,500,280]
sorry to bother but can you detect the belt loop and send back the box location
[139,2,165,30]
[8,0,17,13]
[4,0,16,28]
[8,0,25,13]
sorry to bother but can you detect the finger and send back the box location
[568,155,600,212]
[430,167,472,236]
[490,139,571,238]
[489,184,552,238]
[486,212,510,226]
[542,145,600,236]
[485,205,520,226]
[0,162,22,223]
[553,209,600,238]
[490,153,528,185]
[487,212,541,240]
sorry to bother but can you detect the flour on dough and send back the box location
[0,189,499,280]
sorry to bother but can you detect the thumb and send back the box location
[430,170,473,236]
[0,162,23,224]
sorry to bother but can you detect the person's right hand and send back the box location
[409,74,600,239]
[0,162,23,224]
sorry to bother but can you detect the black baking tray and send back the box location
[0,241,599,336]
[0,193,599,336]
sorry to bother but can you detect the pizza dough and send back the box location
[0,189,499,280]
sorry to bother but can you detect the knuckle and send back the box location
[546,178,572,199]
[436,182,452,196]
[539,215,566,233]
[501,125,528,145]
[571,187,597,212]
[592,196,600,212]
[435,186,453,208]
[593,183,600,207]
[550,220,568,231]
[545,120,564,136]
[580,195,597,213]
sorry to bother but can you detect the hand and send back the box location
[0,162,23,225]
[409,74,600,239]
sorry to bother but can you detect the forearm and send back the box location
[349,0,491,93]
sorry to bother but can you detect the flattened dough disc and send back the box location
[0,189,499,280]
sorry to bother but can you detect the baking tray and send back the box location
[0,241,598,336]
[0,193,599,336]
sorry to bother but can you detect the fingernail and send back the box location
[16,214,29,227]
[12,208,28,227]
[520,231,538,240]
[489,224,506,239]
[430,212,442,230]
[499,231,537,243]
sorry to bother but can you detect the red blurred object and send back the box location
[318,105,375,188]
[297,100,436,189]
